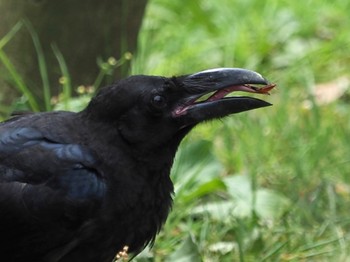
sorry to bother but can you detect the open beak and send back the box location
[173,68,275,125]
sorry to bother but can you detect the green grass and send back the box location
[1,0,350,261]
[132,0,350,261]
[0,20,125,115]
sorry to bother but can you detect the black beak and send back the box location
[173,68,274,125]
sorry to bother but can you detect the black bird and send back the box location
[0,68,274,262]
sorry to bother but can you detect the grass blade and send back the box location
[261,241,288,261]
[0,50,40,111]
[299,238,342,252]
[51,43,72,110]
[24,19,51,111]
[0,21,23,50]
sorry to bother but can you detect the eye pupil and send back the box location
[152,95,167,108]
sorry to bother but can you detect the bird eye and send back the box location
[151,95,167,109]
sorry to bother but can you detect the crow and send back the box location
[0,68,274,262]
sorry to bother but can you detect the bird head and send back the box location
[84,68,275,150]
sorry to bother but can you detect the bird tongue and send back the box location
[206,83,276,102]
[174,83,275,117]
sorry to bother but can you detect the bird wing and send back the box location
[0,126,107,225]
[0,126,107,259]
[0,126,106,201]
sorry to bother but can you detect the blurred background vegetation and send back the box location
[1,0,350,261]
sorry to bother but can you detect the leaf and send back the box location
[191,175,291,221]
[53,95,91,112]
[254,189,291,219]
[191,201,235,222]
[165,235,201,262]
[172,139,216,178]
[180,178,226,204]
[224,175,291,220]
[224,175,252,200]
[171,139,224,202]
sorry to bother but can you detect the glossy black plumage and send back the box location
[0,68,272,262]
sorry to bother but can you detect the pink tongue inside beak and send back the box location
[207,83,275,102]
[174,83,276,117]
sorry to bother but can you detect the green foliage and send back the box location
[0,21,40,112]
[0,20,127,117]
[1,0,350,261]
[133,0,350,261]
[25,20,51,111]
